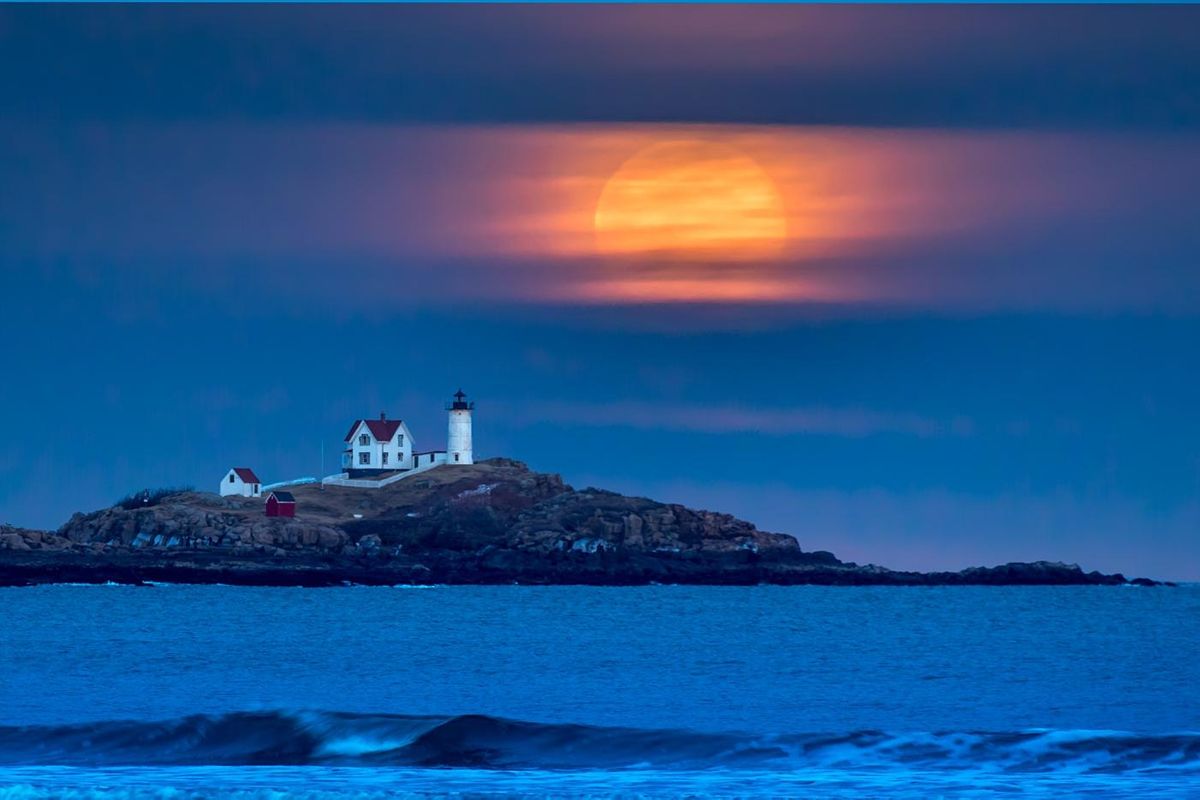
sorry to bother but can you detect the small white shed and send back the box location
[220,467,262,498]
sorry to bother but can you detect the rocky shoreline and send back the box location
[0,459,1166,587]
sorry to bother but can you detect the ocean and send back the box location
[0,584,1196,798]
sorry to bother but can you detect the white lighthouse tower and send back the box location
[446,388,474,465]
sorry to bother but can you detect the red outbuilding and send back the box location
[265,491,296,518]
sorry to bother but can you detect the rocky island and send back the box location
[0,459,1163,587]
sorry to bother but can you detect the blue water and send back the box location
[0,584,1197,797]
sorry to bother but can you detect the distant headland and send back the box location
[0,458,1165,588]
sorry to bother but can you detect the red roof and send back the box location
[344,417,403,443]
[232,467,260,484]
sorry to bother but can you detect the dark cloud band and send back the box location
[3,5,1199,129]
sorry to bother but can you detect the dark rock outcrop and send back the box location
[56,495,347,553]
[0,525,77,553]
[0,459,1164,587]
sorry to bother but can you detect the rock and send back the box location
[504,488,799,556]
[0,459,1161,587]
[317,529,343,549]
[0,533,30,551]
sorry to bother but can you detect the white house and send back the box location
[342,413,415,476]
[220,467,262,497]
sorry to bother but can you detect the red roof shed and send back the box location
[265,491,296,518]
[233,467,261,484]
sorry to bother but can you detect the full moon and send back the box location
[594,140,787,259]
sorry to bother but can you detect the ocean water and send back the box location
[0,584,1197,797]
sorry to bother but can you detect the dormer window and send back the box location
[359,434,370,446]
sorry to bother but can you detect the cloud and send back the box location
[505,400,972,439]
[6,121,1198,314]
[3,5,1198,129]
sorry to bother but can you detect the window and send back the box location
[228,474,235,483]
[359,452,370,465]
[398,434,404,446]
[253,484,259,492]
[382,452,389,465]
[454,453,460,462]
[359,434,370,446]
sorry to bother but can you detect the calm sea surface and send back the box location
[0,584,1197,797]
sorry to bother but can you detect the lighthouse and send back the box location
[447,388,474,465]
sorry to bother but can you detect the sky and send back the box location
[1,5,1198,580]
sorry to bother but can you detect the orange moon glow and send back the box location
[594,140,787,259]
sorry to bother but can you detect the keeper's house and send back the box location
[343,413,415,478]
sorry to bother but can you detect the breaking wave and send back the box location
[0,711,1197,775]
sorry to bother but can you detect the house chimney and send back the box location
[380,411,387,421]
